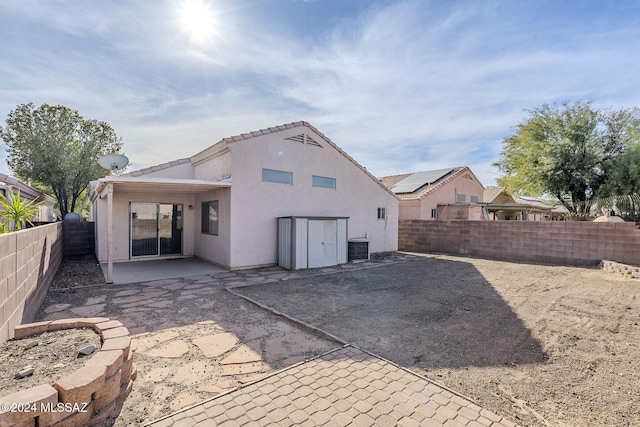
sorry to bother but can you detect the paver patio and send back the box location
[146,345,516,427]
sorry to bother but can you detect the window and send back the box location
[470,195,479,203]
[201,201,219,235]
[377,208,386,220]
[431,208,437,218]
[456,194,466,203]
[312,175,336,189]
[262,168,293,184]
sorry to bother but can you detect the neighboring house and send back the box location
[0,173,56,223]
[89,121,399,280]
[483,187,565,221]
[380,167,485,220]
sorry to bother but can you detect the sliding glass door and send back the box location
[130,203,183,257]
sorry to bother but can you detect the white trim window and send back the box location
[262,168,293,184]
[377,207,386,220]
[202,200,219,235]
[312,175,336,189]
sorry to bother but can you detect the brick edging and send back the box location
[1,317,136,427]
[601,259,640,279]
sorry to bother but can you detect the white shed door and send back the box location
[308,220,338,268]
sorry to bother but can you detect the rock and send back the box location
[23,341,39,351]
[15,366,35,379]
[52,363,65,369]
[78,344,97,357]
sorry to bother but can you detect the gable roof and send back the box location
[121,121,398,199]
[483,186,517,204]
[381,167,479,200]
[0,173,56,205]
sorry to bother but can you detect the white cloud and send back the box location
[1,0,639,187]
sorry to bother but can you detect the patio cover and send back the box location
[89,176,232,283]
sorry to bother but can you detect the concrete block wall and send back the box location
[399,220,640,266]
[0,223,63,345]
[63,221,95,257]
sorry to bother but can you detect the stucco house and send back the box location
[484,187,565,221]
[0,173,56,223]
[380,167,485,220]
[89,122,399,282]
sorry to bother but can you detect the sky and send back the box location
[1,0,639,186]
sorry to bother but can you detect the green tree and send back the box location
[597,142,640,196]
[0,103,123,217]
[0,189,41,232]
[494,101,640,215]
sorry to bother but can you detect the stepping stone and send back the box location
[146,300,173,308]
[114,289,140,297]
[215,379,235,389]
[264,339,289,360]
[143,367,173,383]
[44,303,72,314]
[132,330,180,352]
[239,373,267,384]
[71,304,106,317]
[220,344,262,365]
[220,362,263,376]
[196,384,231,394]
[192,333,238,358]
[86,296,106,305]
[170,392,202,412]
[243,326,269,341]
[147,340,190,358]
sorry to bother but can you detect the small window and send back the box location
[312,175,336,189]
[431,208,437,218]
[201,201,219,235]
[377,208,386,220]
[470,195,479,203]
[262,168,293,184]
[456,194,466,203]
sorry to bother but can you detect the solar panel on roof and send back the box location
[392,168,455,194]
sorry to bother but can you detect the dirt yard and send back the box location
[235,253,640,427]
[26,253,640,426]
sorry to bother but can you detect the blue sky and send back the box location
[1,0,639,186]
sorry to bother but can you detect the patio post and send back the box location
[106,182,114,284]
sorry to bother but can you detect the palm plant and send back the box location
[0,189,41,232]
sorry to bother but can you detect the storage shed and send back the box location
[278,216,348,270]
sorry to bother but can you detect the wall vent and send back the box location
[285,134,322,147]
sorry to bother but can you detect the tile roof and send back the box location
[380,167,472,200]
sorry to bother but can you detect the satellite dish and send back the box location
[98,154,129,173]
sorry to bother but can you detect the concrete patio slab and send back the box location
[100,257,227,284]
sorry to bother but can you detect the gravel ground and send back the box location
[0,328,101,396]
[50,255,106,290]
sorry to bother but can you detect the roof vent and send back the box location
[285,134,322,147]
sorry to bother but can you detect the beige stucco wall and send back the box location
[93,125,398,269]
[400,171,485,220]
[224,127,399,269]
[193,187,232,267]
[94,191,198,262]
[193,144,231,181]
